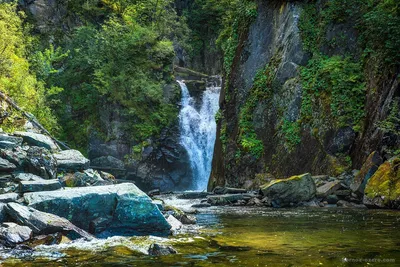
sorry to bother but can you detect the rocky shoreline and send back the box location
[0,129,398,256]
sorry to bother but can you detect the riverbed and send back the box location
[1,197,399,266]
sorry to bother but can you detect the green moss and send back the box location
[277,119,301,152]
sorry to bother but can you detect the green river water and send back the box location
[1,204,399,266]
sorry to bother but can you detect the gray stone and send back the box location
[6,203,93,240]
[91,156,124,169]
[25,146,57,179]
[337,200,367,209]
[0,134,23,147]
[13,173,44,182]
[0,141,20,150]
[316,180,342,198]
[88,216,112,235]
[260,173,316,207]
[0,148,27,168]
[19,180,62,193]
[350,151,382,194]
[0,222,32,245]
[178,192,211,199]
[24,183,171,234]
[207,194,248,205]
[362,195,385,209]
[213,186,247,195]
[0,174,12,187]
[0,193,19,203]
[166,215,182,231]
[14,131,58,152]
[53,150,90,171]
[60,169,107,187]
[326,195,339,204]
[148,243,177,256]
[0,203,6,222]
[0,158,16,172]
[191,203,211,208]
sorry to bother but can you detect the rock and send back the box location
[0,158,16,172]
[247,197,263,206]
[13,173,44,182]
[14,131,58,152]
[24,183,171,234]
[166,215,182,232]
[0,203,7,222]
[316,180,342,198]
[28,233,62,247]
[0,134,23,148]
[148,243,177,256]
[363,157,400,209]
[148,189,161,197]
[350,152,382,194]
[88,216,113,235]
[335,190,351,196]
[300,199,320,207]
[207,194,247,205]
[6,203,93,240]
[0,174,12,187]
[0,141,20,150]
[0,147,27,168]
[261,197,272,206]
[326,195,339,204]
[91,156,124,169]
[337,200,367,209]
[178,192,211,199]
[191,203,211,208]
[179,214,196,224]
[213,186,247,195]
[0,222,32,245]
[53,150,90,171]
[311,175,330,187]
[260,173,316,207]
[25,147,57,179]
[60,170,106,187]
[19,180,62,193]
[99,171,116,184]
[0,193,19,203]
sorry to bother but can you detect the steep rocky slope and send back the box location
[210,0,400,189]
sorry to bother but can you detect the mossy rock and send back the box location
[364,157,400,208]
[260,173,316,207]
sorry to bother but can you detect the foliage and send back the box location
[0,3,59,133]
[378,98,400,135]
[300,55,365,129]
[278,119,301,152]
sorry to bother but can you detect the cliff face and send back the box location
[209,0,400,190]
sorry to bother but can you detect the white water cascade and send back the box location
[178,79,221,191]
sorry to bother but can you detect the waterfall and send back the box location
[178,79,221,191]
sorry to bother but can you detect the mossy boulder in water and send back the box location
[260,173,316,207]
[363,157,400,209]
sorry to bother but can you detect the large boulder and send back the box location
[0,222,32,245]
[19,180,62,193]
[350,151,382,194]
[0,193,19,203]
[14,131,58,152]
[316,180,342,198]
[53,150,90,171]
[0,147,27,169]
[260,173,316,207]
[6,203,93,240]
[25,146,57,179]
[363,157,400,209]
[23,183,171,235]
[13,173,44,182]
[0,134,23,148]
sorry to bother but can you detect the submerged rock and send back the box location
[14,131,58,152]
[260,173,316,207]
[148,243,177,256]
[6,203,93,240]
[178,192,211,199]
[213,186,247,195]
[23,183,171,235]
[363,157,400,209]
[0,222,32,245]
[53,150,90,171]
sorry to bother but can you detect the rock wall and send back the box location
[209,0,400,190]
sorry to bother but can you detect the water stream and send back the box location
[177,79,221,191]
